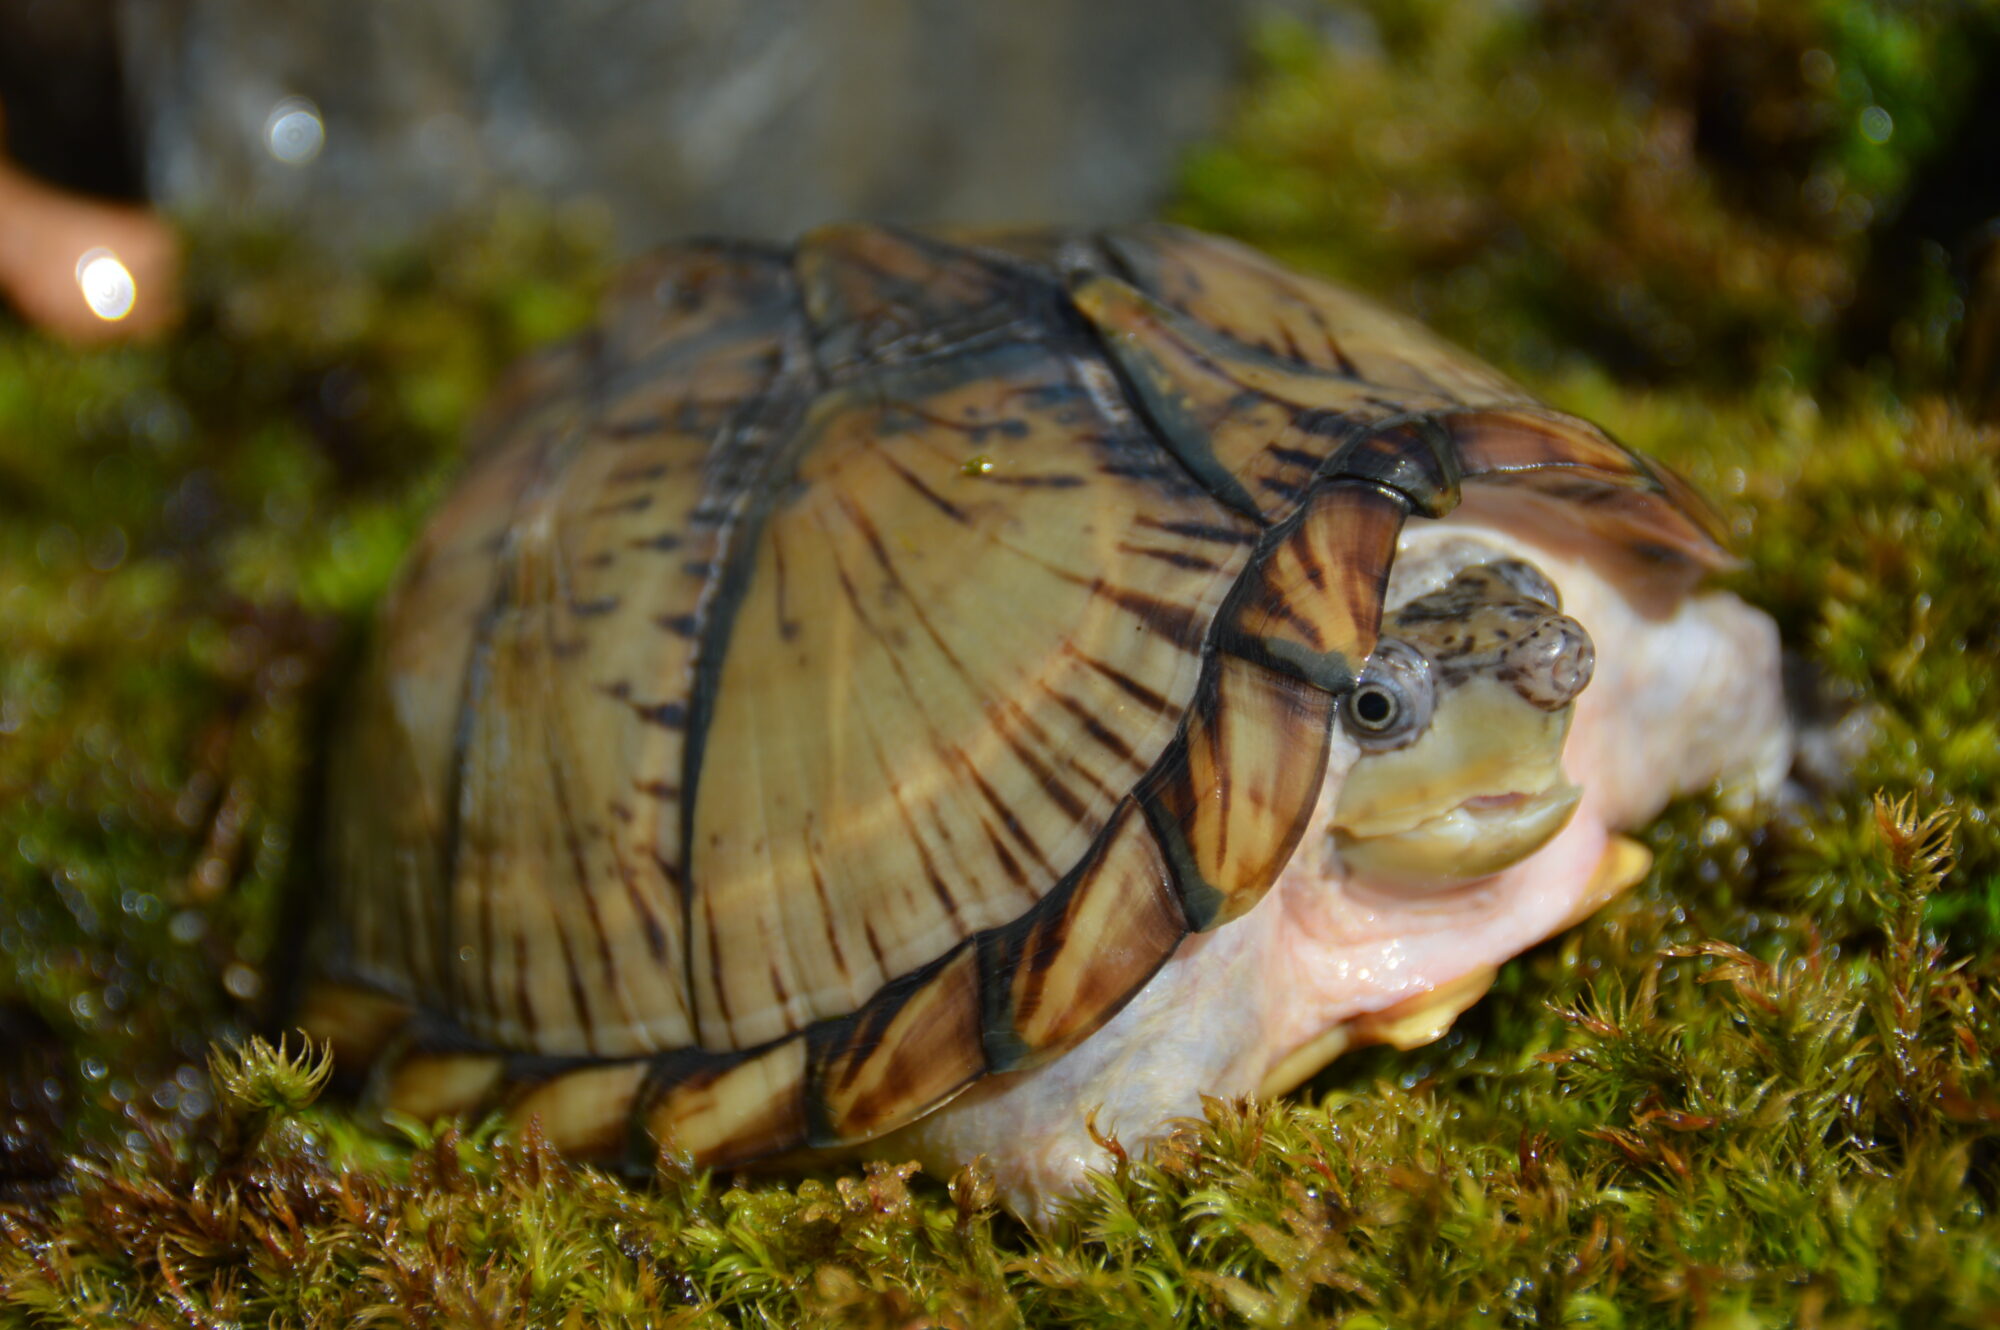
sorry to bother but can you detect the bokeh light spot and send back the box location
[74,249,137,322]
[265,96,326,165]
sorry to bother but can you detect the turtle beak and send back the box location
[1332,779,1582,889]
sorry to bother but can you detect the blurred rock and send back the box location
[116,0,1256,251]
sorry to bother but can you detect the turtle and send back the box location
[303,222,1790,1217]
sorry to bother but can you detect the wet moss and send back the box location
[7,5,2000,1322]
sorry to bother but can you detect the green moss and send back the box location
[0,205,608,1155]
[1176,0,1996,388]
[7,8,2000,1322]
[7,783,2000,1327]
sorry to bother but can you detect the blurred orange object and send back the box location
[0,103,181,343]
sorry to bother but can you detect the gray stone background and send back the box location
[3,0,1260,251]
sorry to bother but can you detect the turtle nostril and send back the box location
[1505,614,1596,709]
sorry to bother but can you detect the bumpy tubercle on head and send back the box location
[1329,558,1597,888]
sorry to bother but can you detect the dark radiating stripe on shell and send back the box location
[989,690,1123,809]
[957,753,1057,874]
[1038,682,1141,766]
[878,449,972,524]
[1090,581,1206,650]
[1117,542,1225,572]
[1072,648,1175,715]
[980,472,1086,488]
[882,773,963,917]
[1136,515,1261,547]
[546,738,616,1048]
[977,817,1030,888]
[513,931,538,1038]
[610,847,670,962]
[802,837,852,980]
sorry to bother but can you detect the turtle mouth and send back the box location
[1332,779,1582,891]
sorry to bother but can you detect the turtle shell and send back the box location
[313,223,1727,1166]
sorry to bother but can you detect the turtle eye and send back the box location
[1350,684,1400,730]
[1342,639,1434,749]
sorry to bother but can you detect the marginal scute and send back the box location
[1448,407,1733,567]
[378,1050,505,1126]
[982,797,1188,1070]
[643,1039,811,1168]
[1139,653,1338,931]
[809,945,987,1145]
[297,981,412,1074]
[507,1060,651,1159]
[1216,480,1407,693]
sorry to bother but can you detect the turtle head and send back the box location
[1330,559,1594,889]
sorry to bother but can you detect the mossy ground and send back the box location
[5,3,2000,1325]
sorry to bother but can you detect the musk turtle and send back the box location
[306,224,1790,1215]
